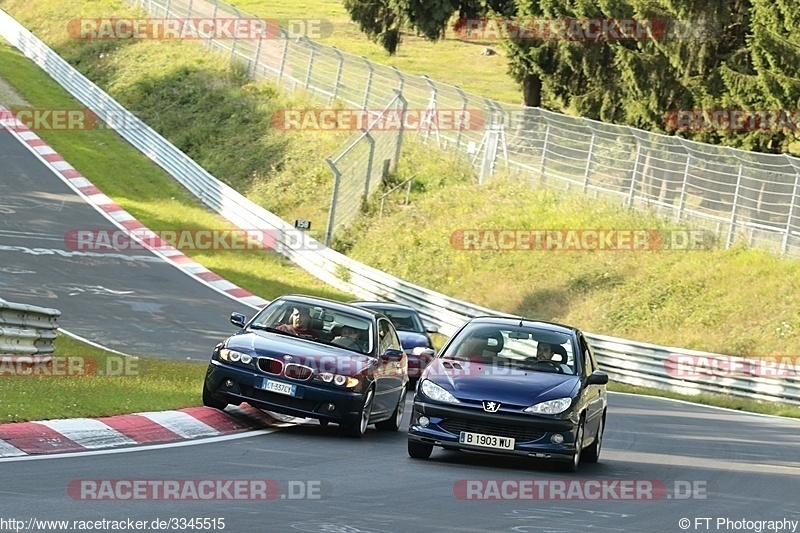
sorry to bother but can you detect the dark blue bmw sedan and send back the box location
[203,295,408,438]
[407,316,608,471]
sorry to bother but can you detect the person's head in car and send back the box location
[340,325,359,340]
[536,342,555,361]
[290,306,311,329]
[277,306,319,338]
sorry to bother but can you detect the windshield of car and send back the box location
[367,307,424,332]
[249,300,373,354]
[441,324,577,375]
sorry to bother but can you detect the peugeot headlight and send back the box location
[524,397,572,415]
[420,379,460,404]
[219,348,253,365]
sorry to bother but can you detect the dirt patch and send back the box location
[0,77,30,107]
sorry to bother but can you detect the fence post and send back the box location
[454,86,468,151]
[331,48,344,104]
[277,28,290,81]
[782,162,800,253]
[628,137,643,206]
[393,90,407,172]
[363,130,376,201]
[361,57,374,109]
[391,66,405,93]
[251,31,264,79]
[229,15,240,64]
[186,0,193,17]
[304,38,316,90]
[422,75,438,145]
[325,157,341,247]
[205,0,219,49]
[540,121,551,182]
[675,154,691,222]
[726,165,744,248]
[583,133,596,193]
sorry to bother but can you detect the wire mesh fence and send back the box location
[132,0,800,255]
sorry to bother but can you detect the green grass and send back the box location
[1,0,799,421]
[0,335,207,422]
[230,0,522,104]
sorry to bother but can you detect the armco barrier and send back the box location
[0,300,61,355]
[1,9,799,405]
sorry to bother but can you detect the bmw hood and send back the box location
[225,332,373,375]
[423,359,579,405]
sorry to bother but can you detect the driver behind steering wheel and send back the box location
[332,324,364,351]
[536,342,555,361]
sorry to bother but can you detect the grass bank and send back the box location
[1,0,799,420]
[0,335,206,423]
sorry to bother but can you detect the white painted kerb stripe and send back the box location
[35,419,137,449]
[0,440,27,458]
[138,411,221,439]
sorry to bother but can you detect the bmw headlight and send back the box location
[524,397,572,415]
[315,373,359,389]
[420,379,460,404]
[219,348,253,365]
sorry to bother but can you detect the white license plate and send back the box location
[459,431,515,450]
[260,379,297,397]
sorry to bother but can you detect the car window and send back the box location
[378,318,402,353]
[441,324,577,375]
[578,333,597,375]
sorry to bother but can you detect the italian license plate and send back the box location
[259,379,297,397]
[459,431,515,450]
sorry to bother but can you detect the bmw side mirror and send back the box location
[230,312,247,328]
[586,371,609,385]
[381,348,405,361]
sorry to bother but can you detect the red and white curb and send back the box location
[0,105,269,309]
[0,405,295,457]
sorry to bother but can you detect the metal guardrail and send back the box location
[0,300,61,355]
[1,10,798,405]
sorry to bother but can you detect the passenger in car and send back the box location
[277,306,319,339]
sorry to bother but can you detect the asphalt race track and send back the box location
[2,118,800,533]
[0,128,255,359]
[1,395,800,532]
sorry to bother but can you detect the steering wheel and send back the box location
[527,359,565,373]
[333,337,361,351]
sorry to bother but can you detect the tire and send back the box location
[583,415,604,463]
[376,386,407,431]
[202,382,227,410]
[340,388,374,438]
[561,421,584,472]
[408,439,433,459]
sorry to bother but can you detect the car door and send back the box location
[372,318,405,417]
[579,332,605,435]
